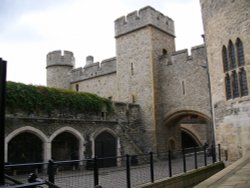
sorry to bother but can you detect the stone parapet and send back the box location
[71,57,116,83]
[115,6,175,38]
[46,50,75,68]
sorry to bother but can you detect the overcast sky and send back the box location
[0,0,204,86]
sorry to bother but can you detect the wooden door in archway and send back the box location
[95,132,116,167]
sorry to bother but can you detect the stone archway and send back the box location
[6,126,48,163]
[163,110,213,151]
[95,131,117,167]
[181,128,200,148]
[51,132,79,161]
[49,127,85,162]
[8,132,43,164]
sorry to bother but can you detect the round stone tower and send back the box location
[200,0,250,160]
[46,50,75,89]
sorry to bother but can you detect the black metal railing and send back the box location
[5,144,224,188]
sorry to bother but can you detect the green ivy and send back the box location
[6,81,112,114]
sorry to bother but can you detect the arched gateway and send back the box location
[164,110,213,150]
[94,131,117,167]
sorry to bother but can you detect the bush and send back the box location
[6,81,112,115]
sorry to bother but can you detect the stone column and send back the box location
[44,142,51,162]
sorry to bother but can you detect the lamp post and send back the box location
[0,58,7,185]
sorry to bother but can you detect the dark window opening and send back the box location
[162,49,167,55]
[228,40,236,69]
[222,46,229,72]
[75,84,79,92]
[236,38,245,67]
[232,71,239,98]
[225,74,232,100]
[239,69,248,96]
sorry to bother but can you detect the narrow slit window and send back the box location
[131,95,135,103]
[182,81,185,95]
[131,62,134,75]
[75,84,79,92]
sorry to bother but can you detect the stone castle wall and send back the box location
[155,45,212,152]
[45,6,213,154]
[200,0,250,160]
[70,57,117,99]
[5,102,145,162]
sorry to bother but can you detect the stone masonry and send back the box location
[46,6,212,154]
[200,0,250,160]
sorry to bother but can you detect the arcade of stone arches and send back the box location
[5,126,120,167]
[5,111,212,165]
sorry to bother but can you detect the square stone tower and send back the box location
[115,6,176,152]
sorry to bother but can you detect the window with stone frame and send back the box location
[236,38,245,67]
[222,46,229,72]
[228,40,236,69]
[232,70,239,98]
[225,73,232,100]
[223,38,248,100]
[239,68,248,96]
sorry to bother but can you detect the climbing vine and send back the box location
[6,81,112,114]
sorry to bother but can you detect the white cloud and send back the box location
[0,0,204,86]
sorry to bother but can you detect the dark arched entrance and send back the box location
[164,111,212,151]
[181,130,199,148]
[95,131,116,167]
[8,132,43,164]
[52,132,79,161]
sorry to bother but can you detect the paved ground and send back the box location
[6,154,213,188]
[195,153,250,188]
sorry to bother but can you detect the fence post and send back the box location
[149,152,154,183]
[212,145,216,163]
[0,59,7,185]
[168,150,172,177]
[218,144,221,161]
[182,148,186,173]
[126,155,131,188]
[94,156,99,187]
[225,150,228,161]
[47,160,55,185]
[203,145,207,166]
[194,147,198,169]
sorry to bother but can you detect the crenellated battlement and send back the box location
[47,50,75,68]
[169,44,205,65]
[115,6,175,37]
[71,57,116,83]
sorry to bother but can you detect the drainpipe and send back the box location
[201,35,216,147]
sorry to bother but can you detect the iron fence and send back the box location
[5,144,224,188]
